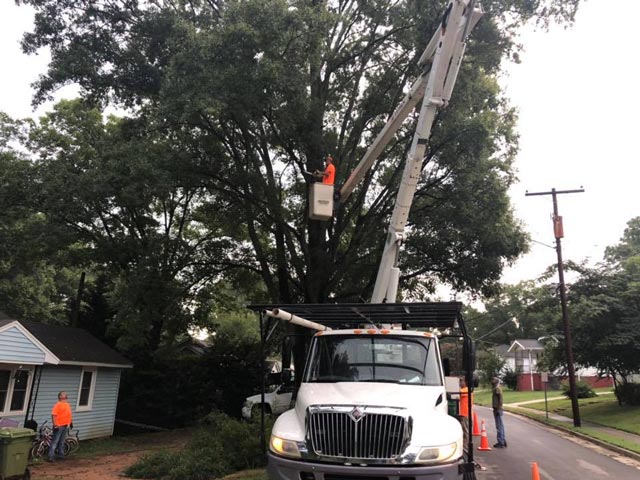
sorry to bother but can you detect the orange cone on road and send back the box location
[531,462,540,480]
[472,411,481,436]
[477,420,492,451]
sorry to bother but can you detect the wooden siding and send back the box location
[4,366,122,440]
[0,326,45,364]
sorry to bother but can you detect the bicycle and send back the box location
[30,422,52,459]
[30,421,80,459]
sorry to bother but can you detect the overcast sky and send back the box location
[1,0,638,289]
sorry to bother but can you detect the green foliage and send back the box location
[466,281,559,346]
[125,451,182,479]
[118,310,262,426]
[477,348,505,385]
[502,368,518,391]
[559,218,640,380]
[12,0,569,306]
[562,381,596,399]
[615,382,640,406]
[125,412,269,480]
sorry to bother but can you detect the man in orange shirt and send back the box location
[458,377,473,452]
[459,376,473,418]
[315,155,336,185]
[48,391,73,462]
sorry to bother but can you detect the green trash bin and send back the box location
[0,427,35,479]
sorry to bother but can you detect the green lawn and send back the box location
[523,395,640,435]
[473,388,564,406]
[510,406,640,455]
[473,387,613,407]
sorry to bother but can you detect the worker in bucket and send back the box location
[314,155,336,185]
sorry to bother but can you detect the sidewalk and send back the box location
[505,394,640,460]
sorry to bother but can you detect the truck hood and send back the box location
[273,382,461,448]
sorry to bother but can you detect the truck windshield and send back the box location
[304,335,442,385]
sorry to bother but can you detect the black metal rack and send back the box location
[247,301,466,332]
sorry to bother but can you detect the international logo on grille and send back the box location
[349,407,364,423]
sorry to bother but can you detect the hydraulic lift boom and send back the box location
[338,0,483,303]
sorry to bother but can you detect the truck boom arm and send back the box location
[368,0,483,303]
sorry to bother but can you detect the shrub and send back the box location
[125,412,270,480]
[562,381,596,399]
[615,382,640,406]
[124,451,181,479]
[502,369,518,390]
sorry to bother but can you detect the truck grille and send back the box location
[307,407,409,460]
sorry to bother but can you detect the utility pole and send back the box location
[526,187,584,427]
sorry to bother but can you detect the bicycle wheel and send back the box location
[29,444,40,460]
[68,437,80,454]
[63,438,78,456]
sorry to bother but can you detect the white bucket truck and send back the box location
[247,303,477,480]
[248,0,483,478]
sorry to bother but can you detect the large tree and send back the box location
[18,0,584,302]
[0,113,82,322]
[466,280,560,347]
[565,218,640,382]
[19,99,243,357]
[10,1,582,368]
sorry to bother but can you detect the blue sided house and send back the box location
[0,311,132,439]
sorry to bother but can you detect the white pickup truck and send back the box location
[242,384,294,420]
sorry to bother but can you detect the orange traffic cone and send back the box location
[472,411,481,436]
[531,462,541,480]
[477,420,492,451]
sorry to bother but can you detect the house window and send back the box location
[10,371,29,411]
[0,367,33,414]
[76,368,97,411]
[0,371,10,411]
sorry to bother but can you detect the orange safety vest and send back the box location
[459,387,473,417]
[322,163,335,185]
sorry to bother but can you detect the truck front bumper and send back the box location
[267,452,463,480]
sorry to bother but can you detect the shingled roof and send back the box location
[0,313,132,368]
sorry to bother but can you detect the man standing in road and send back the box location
[492,377,507,448]
[49,391,73,462]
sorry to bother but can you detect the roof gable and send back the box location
[0,314,131,368]
[0,322,57,364]
[508,339,544,352]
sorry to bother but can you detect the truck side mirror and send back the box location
[282,368,293,386]
[443,358,451,377]
[463,338,476,374]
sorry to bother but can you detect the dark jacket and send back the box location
[492,384,503,410]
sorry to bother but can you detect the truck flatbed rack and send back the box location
[247,301,467,335]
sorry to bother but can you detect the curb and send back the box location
[505,406,640,463]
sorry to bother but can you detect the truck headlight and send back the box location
[416,442,460,464]
[270,435,302,459]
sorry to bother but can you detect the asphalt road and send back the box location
[472,406,640,480]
